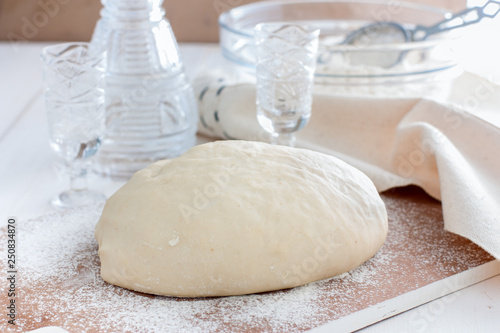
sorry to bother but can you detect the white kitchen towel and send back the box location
[194,70,500,260]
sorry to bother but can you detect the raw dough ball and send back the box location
[95,140,388,297]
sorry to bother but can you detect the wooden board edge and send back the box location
[308,259,500,333]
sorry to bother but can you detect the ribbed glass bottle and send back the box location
[91,0,197,178]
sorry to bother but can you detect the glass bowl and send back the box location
[219,0,464,86]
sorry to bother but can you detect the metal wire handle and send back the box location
[413,0,500,40]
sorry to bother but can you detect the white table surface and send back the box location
[1,22,500,332]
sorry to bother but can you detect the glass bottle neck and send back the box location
[101,0,165,22]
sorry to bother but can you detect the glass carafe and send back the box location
[91,0,197,178]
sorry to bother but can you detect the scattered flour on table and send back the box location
[4,194,489,332]
[9,203,382,332]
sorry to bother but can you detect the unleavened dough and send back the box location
[95,140,388,297]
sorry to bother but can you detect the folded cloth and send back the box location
[193,70,500,260]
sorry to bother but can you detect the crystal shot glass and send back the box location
[254,23,320,147]
[41,42,107,208]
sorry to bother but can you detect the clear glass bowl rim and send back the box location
[219,0,454,51]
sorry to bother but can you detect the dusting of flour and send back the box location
[1,189,492,332]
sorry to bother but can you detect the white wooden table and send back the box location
[1,34,499,332]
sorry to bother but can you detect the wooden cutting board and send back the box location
[1,186,499,333]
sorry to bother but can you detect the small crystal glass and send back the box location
[254,23,320,147]
[41,42,107,208]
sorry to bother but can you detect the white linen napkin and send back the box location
[194,70,500,260]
